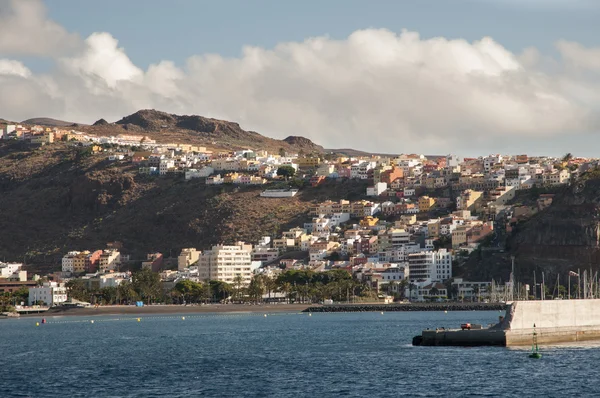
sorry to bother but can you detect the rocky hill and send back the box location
[7,110,324,154]
[462,172,600,284]
[0,142,367,274]
[84,109,323,154]
[21,117,80,127]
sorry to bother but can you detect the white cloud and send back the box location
[0,1,599,154]
[0,59,31,77]
[0,0,80,56]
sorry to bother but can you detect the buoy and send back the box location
[444,310,448,314]
[35,322,39,327]
[264,314,267,317]
[309,313,312,317]
[381,312,384,315]
[90,320,94,324]
[137,318,141,322]
[181,316,185,320]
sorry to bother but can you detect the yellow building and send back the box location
[457,189,483,211]
[360,216,379,227]
[428,219,440,238]
[224,173,240,183]
[418,196,436,212]
[296,157,321,169]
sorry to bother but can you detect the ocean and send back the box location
[1,310,598,397]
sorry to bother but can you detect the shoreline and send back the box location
[19,304,316,318]
[14,302,508,318]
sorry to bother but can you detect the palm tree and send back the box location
[398,280,408,299]
[233,274,245,302]
[408,283,416,302]
[387,280,397,297]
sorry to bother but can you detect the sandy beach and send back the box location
[20,303,317,318]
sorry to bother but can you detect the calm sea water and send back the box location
[1,310,599,397]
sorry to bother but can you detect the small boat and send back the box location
[529,324,542,359]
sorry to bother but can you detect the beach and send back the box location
[21,303,317,318]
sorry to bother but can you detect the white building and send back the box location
[380,265,409,282]
[185,166,215,180]
[198,243,259,286]
[61,251,81,273]
[367,182,388,197]
[28,282,67,306]
[0,262,23,278]
[407,249,452,282]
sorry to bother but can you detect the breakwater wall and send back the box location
[303,303,506,313]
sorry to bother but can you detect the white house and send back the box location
[367,182,388,197]
[0,262,23,278]
[28,282,67,306]
[185,166,215,180]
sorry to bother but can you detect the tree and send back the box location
[209,280,233,302]
[276,165,296,180]
[100,287,118,305]
[174,280,203,304]
[65,279,89,301]
[562,153,573,163]
[278,148,286,157]
[116,281,138,304]
[132,268,162,304]
[233,274,245,302]
[247,276,265,303]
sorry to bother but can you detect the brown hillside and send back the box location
[0,142,367,274]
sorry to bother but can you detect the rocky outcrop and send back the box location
[507,173,600,278]
[92,118,109,126]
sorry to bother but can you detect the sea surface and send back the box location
[1,310,599,397]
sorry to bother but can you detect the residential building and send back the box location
[296,157,321,169]
[418,196,436,212]
[99,250,121,273]
[457,190,483,212]
[178,248,202,271]
[408,249,452,282]
[198,243,258,286]
[367,182,387,196]
[0,262,23,278]
[28,282,67,306]
[142,253,164,272]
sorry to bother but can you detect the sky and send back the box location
[1,0,600,156]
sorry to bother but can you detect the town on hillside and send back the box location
[0,122,587,313]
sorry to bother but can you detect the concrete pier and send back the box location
[414,299,600,347]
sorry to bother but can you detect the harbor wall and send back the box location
[506,325,600,346]
[506,299,600,330]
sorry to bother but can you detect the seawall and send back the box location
[415,299,600,347]
[303,303,506,313]
[504,299,600,345]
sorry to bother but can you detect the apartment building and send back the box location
[198,243,258,286]
[178,248,202,271]
[408,249,452,282]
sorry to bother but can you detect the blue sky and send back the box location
[1,0,599,156]
[45,0,598,69]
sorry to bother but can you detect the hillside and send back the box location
[9,110,324,154]
[0,142,367,274]
[462,172,600,284]
[21,117,81,127]
[84,109,323,154]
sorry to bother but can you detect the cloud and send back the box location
[0,0,81,57]
[0,59,31,77]
[0,2,599,154]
